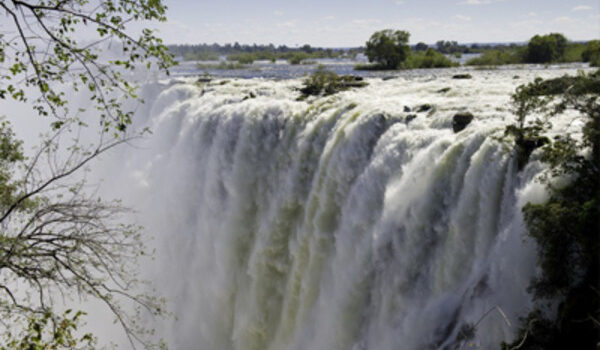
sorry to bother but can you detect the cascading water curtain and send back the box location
[102,69,581,350]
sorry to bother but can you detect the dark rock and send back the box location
[196,77,212,83]
[516,136,550,169]
[518,137,549,153]
[452,74,472,80]
[416,104,433,113]
[406,114,417,123]
[339,75,367,88]
[437,87,451,93]
[382,76,396,81]
[404,106,411,112]
[242,91,257,101]
[513,75,520,79]
[452,112,474,132]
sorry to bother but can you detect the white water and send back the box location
[103,68,584,350]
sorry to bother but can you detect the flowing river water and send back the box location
[100,66,587,350]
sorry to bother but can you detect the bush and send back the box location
[299,68,367,97]
[404,49,457,68]
[288,52,310,65]
[365,29,410,69]
[562,43,587,63]
[227,52,256,64]
[465,48,524,66]
[582,40,600,67]
[183,51,220,61]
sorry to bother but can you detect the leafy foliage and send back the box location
[1,1,174,349]
[0,0,175,132]
[525,33,568,64]
[465,48,524,66]
[582,40,600,67]
[503,70,600,349]
[365,29,410,69]
[404,48,458,69]
[1,310,96,350]
[466,35,595,67]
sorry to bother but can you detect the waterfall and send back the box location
[104,69,580,350]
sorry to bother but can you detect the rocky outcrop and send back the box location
[416,104,432,113]
[452,112,474,132]
[452,74,472,79]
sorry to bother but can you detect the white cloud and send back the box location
[528,12,537,17]
[276,20,297,29]
[455,14,472,21]
[554,16,573,23]
[458,0,501,5]
[572,5,593,12]
[395,0,405,5]
[273,10,284,16]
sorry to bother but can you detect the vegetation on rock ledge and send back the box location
[502,70,600,350]
[299,68,367,98]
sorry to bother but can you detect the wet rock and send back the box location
[196,77,212,83]
[452,112,474,132]
[416,104,433,112]
[242,91,257,101]
[452,74,472,79]
[404,106,411,112]
[437,87,451,93]
[338,75,367,88]
[516,136,550,169]
[406,114,417,123]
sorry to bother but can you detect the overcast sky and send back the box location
[153,0,599,47]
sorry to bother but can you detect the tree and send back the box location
[435,40,461,54]
[0,0,174,348]
[582,40,600,67]
[525,33,568,64]
[414,42,428,52]
[365,29,410,69]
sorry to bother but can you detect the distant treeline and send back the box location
[168,43,362,64]
[169,34,600,68]
[413,40,492,54]
[464,34,599,67]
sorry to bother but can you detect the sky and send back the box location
[151,0,600,47]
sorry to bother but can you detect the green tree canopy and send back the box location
[414,42,429,51]
[0,0,175,132]
[525,33,568,64]
[365,29,410,69]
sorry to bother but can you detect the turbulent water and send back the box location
[105,67,585,350]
